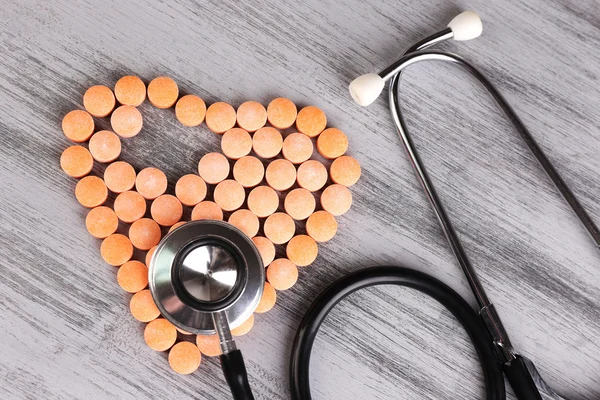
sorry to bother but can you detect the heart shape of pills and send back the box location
[60,75,361,375]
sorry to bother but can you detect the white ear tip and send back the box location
[447,11,483,41]
[349,73,385,106]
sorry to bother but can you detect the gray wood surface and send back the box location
[1,0,599,399]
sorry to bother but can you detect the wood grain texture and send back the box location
[1,0,599,399]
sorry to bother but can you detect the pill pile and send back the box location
[60,75,361,374]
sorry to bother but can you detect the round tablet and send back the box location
[306,211,338,242]
[114,190,146,223]
[265,159,296,191]
[267,258,298,290]
[317,128,348,159]
[114,75,146,107]
[145,245,157,266]
[62,110,94,142]
[214,180,245,212]
[221,128,252,160]
[267,98,297,130]
[284,188,315,220]
[282,133,314,164]
[130,289,160,322]
[136,167,167,200]
[75,176,108,208]
[175,95,206,127]
[60,145,93,178]
[104,161,136,193]
[252,236,275,267]
[117,260,148,293]
[321,184,353,216]
[233,156,264,188]
[196,335,221,357]
[129,218,161,250]
[198,152,230,185]
[111,105,143,138]
[147,76,179,109]
[247,186,279,218]
[330,156,361,187]
[89,130,121,163]
[231,314,254,336]
[175,174,207,206]
[169,341,201,374]
[191,201,223,221]
[296,160,328,192]
[228,209,259,238]
[287,235,318,267]
[254,282,276,313]
[83,85,115,118]
[169,221,187,233]
[253,127,283,159]
[100,234,133,266]
[264,212,295,244]
[237,101,267,132]
[296,105,326,138]
[205,102,236,134]
[144,318,177,351]
[85,206,118,239]
[151,194,183,226]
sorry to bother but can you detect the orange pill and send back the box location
[221,128,252,160]
[151,194,183,226]
[252,236,275,267]
[110,105,143,138]
[83,85,115,118]
[287,235,318,267]
[114,75,146,107]
[169,341,201,374]
[196,335,222,357]
[130,289,160,322]
[88,130,121,163]
[117,260,148,293]
[175,95,206,127]
[136,167,167,200]
[114,190,146,223]
[321,184,353,216]
[252,127,283,159]
[104,161,136,193]
[254,282,277,313]
[191,201,223,221]
[267,98,297,130]
[175,174,207,206]
[177,327,193,335]
[60,145,93,178]
[129,218,161,250]
[146,245,157,266]
[169,221,187,233]
[282,133,314,165]
[101,233,133,266]
[247,186,279,218]
[317,128,348,159]
[198,152,230,185]
[265,159,296,191]
[213,179,245,212]
[296,160,328,192]
[228,209,259,238]
[296,105,326,138]
[236,101,267,132]
[267,258,298,291]
[284,188,315,220]
[147,76,179,109]
[306,211,338,242]
[263,212,295,244]
[85,206,118,239]
[231,314,254,336]
[205,102,236,134]
[330,156,361,187]
[144,318,177,351]
[233,156,264,188]
[62,110,94,142]
[75,176,108,208]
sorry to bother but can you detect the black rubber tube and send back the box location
[221,350,255,400]
[289,266,505,399]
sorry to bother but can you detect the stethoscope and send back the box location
[149,11,598,400]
